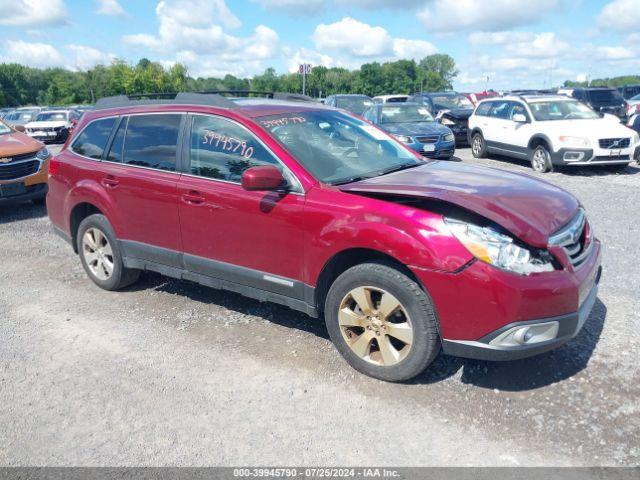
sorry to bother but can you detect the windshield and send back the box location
[0,122,12,135]
[431,94,473,110]
[631,94,640,101]
[259,110,422,185]
[36,112,68,122]
[529,100,600,121]
[5,112,35,123]
[380,104,434,123]
[335,97,374,115]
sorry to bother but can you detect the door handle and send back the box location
[182,190,205,205]
[101,175,119,188]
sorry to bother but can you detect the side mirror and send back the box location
[241,165,285,191]
[512,113,528,123]
[13,124,26,132]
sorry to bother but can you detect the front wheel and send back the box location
[324,263,440,382]
[531,145,553,173]
[471,133,487,158]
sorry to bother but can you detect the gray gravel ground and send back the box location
[0,145,638,466]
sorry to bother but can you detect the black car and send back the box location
[407,92,475,145]
[324,94,374,116]
[561,87,627,120]
[618,85,640,100]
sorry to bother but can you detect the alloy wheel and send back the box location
[82,227,114,281]
[532,148,549,172]
[338,286,413,366]
[472,136,482,156]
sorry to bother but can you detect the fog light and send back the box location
[563,151,585,162]
[489,321,560,347]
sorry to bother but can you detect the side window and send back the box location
[190,115,281,183]
[509,102,528,120]
[123,114,182,171]
[489,101,511,119]
[363,109,376,122]
[475,102,492,117]
[70,117,117,159]
[105,117,127,163]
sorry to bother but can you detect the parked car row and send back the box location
[1,105,93,143]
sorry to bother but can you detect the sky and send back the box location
[0,0,638,91]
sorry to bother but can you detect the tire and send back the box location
[77,214,140,291]
[324,262,440,382]
[531,144,553,173]
[471,132,487,158]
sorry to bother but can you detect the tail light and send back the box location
[48,155,61,177]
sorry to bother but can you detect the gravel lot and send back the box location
[1,145,638,466]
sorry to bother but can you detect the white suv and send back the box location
[468,95,640,172]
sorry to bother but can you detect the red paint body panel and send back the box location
[47,100,602,345]
[340,161,580,248]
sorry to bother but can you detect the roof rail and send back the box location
[198,90,317,103]
[94,92,239,110]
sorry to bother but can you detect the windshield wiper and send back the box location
[376,162,421,177]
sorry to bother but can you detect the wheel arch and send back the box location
[313,247,426,316]
[528,134,554,152]
[69,202,106,253]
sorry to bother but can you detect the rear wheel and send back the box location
[77,214,140,291]
[531,145,553,173]
[471,133,487,158]
[324,263,440,382]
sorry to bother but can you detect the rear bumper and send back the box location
[441,269,601,361]
[0,183,48,205]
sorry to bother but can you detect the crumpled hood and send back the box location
[439,108,474,120]
[381,122,451,137]
[340,162,580,247]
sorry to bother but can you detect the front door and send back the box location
[177,113,307,300]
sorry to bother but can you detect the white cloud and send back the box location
[67,45,117,70]
[313,17,393,57]
[96,0,126,17]
[420,0,566,32]
[598,0,640,32]
[284,48,335,73]
[312,17,437,63]
[596,46,636,60]
[392,38,437,60]
[123,0,280,78]
[0,0,68,27]
[0,40,65,68]
[0,40,116,70]
[468,31,535,46]
[335,0,425,8]
[252,0,324,15]
[505,32,570,59]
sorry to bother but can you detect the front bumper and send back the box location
[408,140,455,159]
[551,146,638,166]
[441,268,601,361]
[0,182,48,205]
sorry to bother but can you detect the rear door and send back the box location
[100,113,184,266]
[177,113,307,300]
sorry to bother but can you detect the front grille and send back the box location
[416,135,440,144]
[0,160,40,180]
[548,210,591,268]
[599,138,630,149]
[0,151,37,163]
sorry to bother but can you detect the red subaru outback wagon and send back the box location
[47,93,602,381]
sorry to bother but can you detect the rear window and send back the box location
[122,114,182,171]
[71,117,117,159]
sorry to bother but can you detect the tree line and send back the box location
[0,54,458,107]
[563,75,640,88]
